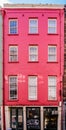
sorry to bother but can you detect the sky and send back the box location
[0,0,66,7]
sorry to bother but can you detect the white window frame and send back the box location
[9,76,18,100]
[9,46,18,62]
[48,19,57,34]
[28,76,37,100]
[29,19,38,34]
[48,46,57,62]
[48,76,57,100]
[29,45,38,62]
[9,19,18,34]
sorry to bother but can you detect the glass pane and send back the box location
[30,27,38,33]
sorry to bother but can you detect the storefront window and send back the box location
[26,107,40,130]
[43,107,58,130]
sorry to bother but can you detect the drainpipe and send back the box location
[59,9,64,130]
[1,9,6,130]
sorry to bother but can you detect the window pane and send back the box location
[48,46,57,62]
[48,19,57,34]
[9,76,18,100]
[9,46,18,62]
[29,19,38,34]
[29,46,38,62]
[9,19,18,34]
[28,76,37,100]
[48,76,56,100]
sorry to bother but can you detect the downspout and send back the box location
[59,9,64,130]
[1,9,6,130]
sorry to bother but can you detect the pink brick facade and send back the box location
[3,5,64,130]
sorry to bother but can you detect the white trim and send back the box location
[4,4,64,9]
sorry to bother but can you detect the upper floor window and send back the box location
[29,19,38,34]
[48,46,57,62]
[48,19,57,34]
[9,46,18,62]
[9,76,18,100]
[28,76,37,100]
[48,76,57,100]
[29,45,38,62]
[9,19,18,34]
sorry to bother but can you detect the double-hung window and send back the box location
[9,46,18,62]
[9,76,18,100]
[29,19,38,34]
[48,19,57,34]
[48,46,57,62]
[9,19,18,34]
[48,76,57,100]
[28,76,37,100]
[29,45,38,62]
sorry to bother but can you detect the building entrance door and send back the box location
[26,107,40,130]
[10,107,23,130]
[43,107,58,130]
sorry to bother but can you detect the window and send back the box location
[9,76,18,100]
[28,76,37,100]
[9,19,18,34]
[9,46,18,62]
[29,19,38,34]
[48,19,57,34]
[48,76,57,100]
[29,45,38,62]
[48,46,57,62]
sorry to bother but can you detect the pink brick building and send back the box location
[3,4,64,130]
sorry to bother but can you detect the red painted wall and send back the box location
[4,8,64,106]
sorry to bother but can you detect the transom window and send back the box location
[48,46,57,62]
[9,46,18,62]
[48,19,57,34]
[28,76,37,100]
[29,45,38,62]
[9,76,18,100]
[48,76,57,100]
[29,19,38,34]
[9,19,18,34]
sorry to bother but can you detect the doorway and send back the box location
[26,107,40,130]
[10,107,23,130]
[43,107,58,130]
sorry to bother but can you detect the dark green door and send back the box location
[10,108,23,130]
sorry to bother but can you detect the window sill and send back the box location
[8,99,19,102]
[47,33,58,35]
[47,61,58,63]
[8,61,19,63]
[48,99,58,102]
[28,61,39,63]
[28,33,39,35]
[8,34,19,36]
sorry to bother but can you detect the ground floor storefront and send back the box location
[5,106,61,130]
